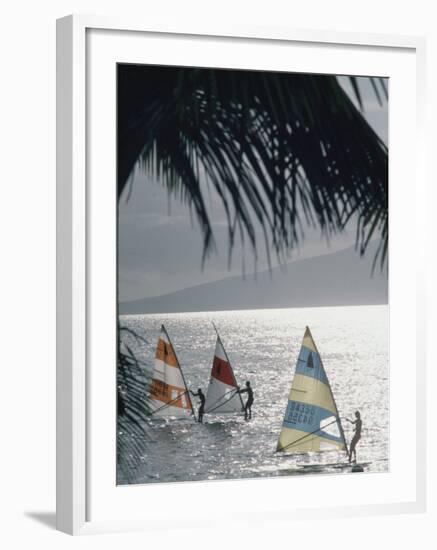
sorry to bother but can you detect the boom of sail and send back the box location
[148,325,195,418]
[276,326,348,454]
[204,328,244,414]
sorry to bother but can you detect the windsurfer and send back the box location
[237,381,254,420]
[191,388,205,423]
[346,410,362,463]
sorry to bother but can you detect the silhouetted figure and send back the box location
[346,411,362,463]
[191,388,205,423]
[238,381,254,420]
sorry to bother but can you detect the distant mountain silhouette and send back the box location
[119,243,388,315]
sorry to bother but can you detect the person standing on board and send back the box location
[190,388,205,423]
[346,410,362,463]
[238,381,254,420]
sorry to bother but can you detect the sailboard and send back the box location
[276,326,348,456]
[148,325,195,419]
[204,325,244,414]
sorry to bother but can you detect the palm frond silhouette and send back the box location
[118,66,388,267]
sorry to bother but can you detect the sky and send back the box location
[118,75,388,302]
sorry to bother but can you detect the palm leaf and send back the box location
[117,325,153,484]
[117,66,388,268]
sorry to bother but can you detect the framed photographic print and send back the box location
[56,15,427,535]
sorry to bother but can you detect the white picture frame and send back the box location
[56,14,427,535]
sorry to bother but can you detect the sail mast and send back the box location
[203,323,244,414]
[149,325,195,419]
[212,322,244,409]
[161,324,197,421]
[307,326,349,458]
[276,326,347,454]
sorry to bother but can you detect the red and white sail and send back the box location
[204,332,243,414]
[149,325,194,418]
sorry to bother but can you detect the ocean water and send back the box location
[117,304,388,484]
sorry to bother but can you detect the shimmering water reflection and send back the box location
[118,305,388,484]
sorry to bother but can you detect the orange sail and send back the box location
[149,325,194,418]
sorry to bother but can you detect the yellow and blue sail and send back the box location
[277,327,347,454]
